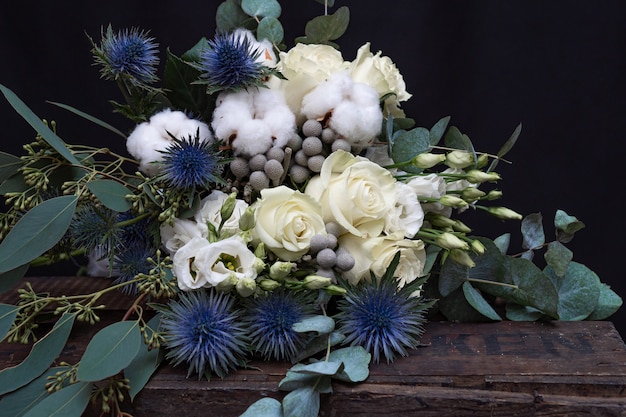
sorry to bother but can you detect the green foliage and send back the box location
[22,381,91,417]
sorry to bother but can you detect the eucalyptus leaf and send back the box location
[257,16,284,45]
[437,286,494,322]
[302,7,349,44]
[292,315,335,335]
[586,283,623,320]
[429,116,450,146]
[242,0,281,19]
[554,209,585,243]
[545,262,601,321]
[291,331,345,363]
[0,84,81,166]
[489,122,521,172]
[390,127,430,174]
[282,386,320,417]
[0,263,29,294]
[0,195,78,274]
[443,125,474,152]
[239,397,282,417]
[76,320,142,382]
[0,172,28,194]
[521,212,545,250]
[493,233,511,254]
[22,382,91,417]
[216,0,253,32]
[505,303,546,321]
[0,152,23,183]
[0,366,69,417]
[46,101,126,138]
[288,361,343,377]
[0,313,76,395]
[87,179,132,212]
[544,241,573,278]
[327,346,371,382]
[462,281,502,321]
[125,314,164,400]
[0,303,19,342]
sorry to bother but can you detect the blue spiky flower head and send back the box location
[335,272,431,364]
[112,242,156,295]
[159,289,249,379]
[198,31,274,93]
[70,205,121,254]
[159,131,227,191]
[242,289,316,361]
[92,24,159,86]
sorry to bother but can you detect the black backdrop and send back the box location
[2,1,625,336]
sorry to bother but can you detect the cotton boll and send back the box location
[253,89,296,149]
[212,92,255,144]
[126,122,170,176]
[150,109,213,143]
[301,72,351,120]
[329,100,382,152]
[232,119,273,157]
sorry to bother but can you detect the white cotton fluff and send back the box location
[232,28,277,67]
[126,109,213,176]
[235,119,274,156]
[253,89,297,148]
[212,91,254,145]
[301,72,383,152]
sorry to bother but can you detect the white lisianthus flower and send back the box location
[126,109,213,176]
[407,173,451,217]
[194,190,249,238]
[339,232,426,288]
[173,236,259,291]
[305,150,397,238]
[159,218,203,255]
[301,72,382,152]
[349,42,412,118]
[443,167,478,214]
[267,43,348,123]
[385,181,424,238]
[252,186,326,261]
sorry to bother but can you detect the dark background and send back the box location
[1,1,625,336]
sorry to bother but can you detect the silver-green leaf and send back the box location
[87,179,132,212]
[22,382,91,417]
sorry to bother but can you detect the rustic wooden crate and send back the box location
[1,276,626,416]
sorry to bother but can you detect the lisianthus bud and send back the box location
[487,206,523,220]
[461,187,486,201]
[216,274,238,292]
[259,278,281,291]
[254,242,266,258]
[436,232,470,250]
[449,248,476,268]
[486,190,503,200]
[476,153,490,168]
[471,239,485,254]
[303,275,332,290]
[452,220,472,234]
[220,192,237,225]
[412,153,446,169]
[439,195,468,208]
[253,257,266,273]
[239,206,256,231]
[269,261,296,280]
[325,284,347,295]
[426,213,456,228]
[236,276,257,297]
[445,150,474,168]
[466,170,501,184]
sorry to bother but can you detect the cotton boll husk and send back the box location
[232,119,274,157]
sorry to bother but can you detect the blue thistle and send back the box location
[111,242,156,295]
[159,289,249,379]
[335,276,430,364]
[242,290,315,361]
[198,31,271,93]
[92,25,159,86]
[159,132,226,191]
[70,205,120,254]
[117,211,153,248]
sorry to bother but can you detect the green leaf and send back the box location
[22,382,91,417]
[493,233,510,254]
[291,331,345,363]
[0,313,76,395]
[282,386,320,417]
[242,0,281,19]
[390,127,430,174]
[554,209,585,243]
[279,368,333,394]
[443,125,474,152]
[0,152,23,183]
[586,283,623,320]
[76,320,142,382]
[216,0,253,32]
[125,315,164,400]
[505,303,546,321]
[437,286,493,322]
[489,123,521,172]
[327,346,371,382]
[257,16,284,45]
[46,101,126,138]
[0,303,19,341]
[545,262,601,321]
[462,282,502,321]
[292,315,335,335]
[0,84,81,166]
[0,366,69,417]
[544,241,573,277]
[0,196,78,274]
[429,116,450,146]
[239,397,282,417]
[87,179,132,212]
[521,212,545,250]
[0,263,30,294]
[302,7,349,44]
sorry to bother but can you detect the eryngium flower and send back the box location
[159,133,226,190]
[336,278,429,363]
[242,290,315,361]
[92,25,159,86]
[199,32,267,93]
[112,242,155,295]
[69,206,120,254]
[159,289,249,379]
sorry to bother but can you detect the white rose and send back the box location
[268,43,348,122]
[173,236,259,291]
[252,186,326,261]
[349,42,411,118]
[126,109,213,176]
[385,182,424,238]
[160,218,203,255]
[305,150,397,238]
[195,190,249,238]
[339,233,426,288]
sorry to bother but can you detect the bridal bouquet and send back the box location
[0,0,621,416]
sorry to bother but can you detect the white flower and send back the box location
[172,236,259,291]
[349,42,411,118]
[407,173,451,217]
[231,28,277,67]
[159,218,203,255]
[252,185,326,261]
[194,190,249,238]
[339,232,426,287]
[385,181,424,238]
[305,150,397,238]
[126,109,213,176]
[301,72,382,152]
[86,248,111,277]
